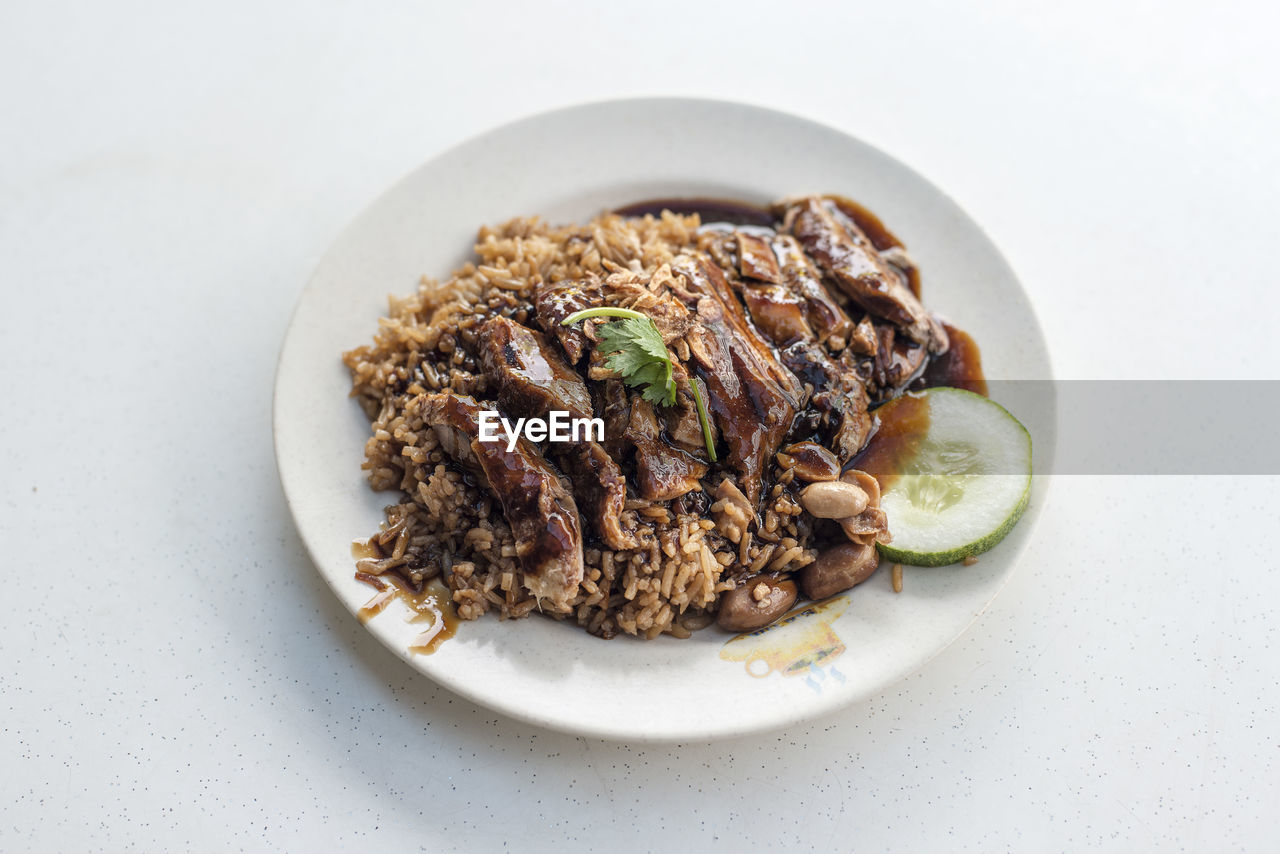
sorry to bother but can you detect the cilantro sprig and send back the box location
[562,307,717,463]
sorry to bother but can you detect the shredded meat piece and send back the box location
[478,316,593,422]
[736,232,782,283]
[848,316,878,356]
[782,196,947,353]
[604,266,696,344]
[556,441,636,551]
[768,232,854,347]
[416,391,584,610]
[534,278,602,364]
[670,257,799,504]
[661,362,716,456]
[627,396,707,501]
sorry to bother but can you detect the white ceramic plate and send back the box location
[274,98,1055,741]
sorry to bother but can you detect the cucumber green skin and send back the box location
[871,386,1033,568]
[876,479,1030,566]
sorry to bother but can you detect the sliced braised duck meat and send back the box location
[863,323,929,397]
[823,194,903,253]
[728,258,873,463]
[879,246,922,300]
[627,396,707,501]
[824,378,873,461]
[556,441,636,551]
[533,279,602,365]
[884,334,929,392]
[670,257,799,503]
[848,315,879,357]
[873,324,895,389]
[676,256,804,403]
[474,317,638,550]
[594,379,632,461]
[735,231,782,284]
[775,340,872,462]
[478,316,593,422]
[781,196,947,353]
[740,282,813,349]
[766,232,854,349]
[423,397,485,475]
[823,195,926,300]
[416,391,583,609]
[735,279,821,414]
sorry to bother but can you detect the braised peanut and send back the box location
[716,576,798,632]
[799,542,880,600]
[800,480,869,519]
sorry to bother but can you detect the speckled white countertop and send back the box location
[2,2,1276,850]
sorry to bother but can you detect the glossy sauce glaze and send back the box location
[618,195,986,488]
[616,196,985,398]
[350,196,989,636]
[847,392,930,491]
[352,539,459,654]
[917,321,987,396]
[849,325,988,492]
[671,255,798,503]
[420,391,583,601]
[617,195,924,298]
[825,195,922,299]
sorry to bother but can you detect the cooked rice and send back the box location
[343,212,819,639]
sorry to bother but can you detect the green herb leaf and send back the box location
[562,307,717,462]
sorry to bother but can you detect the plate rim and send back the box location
[273,95,1056,741]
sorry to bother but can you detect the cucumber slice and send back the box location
[864,387,1032,567]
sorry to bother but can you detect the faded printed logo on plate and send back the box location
[720,596,849,693]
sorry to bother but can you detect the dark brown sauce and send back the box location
[848,392,931,491]
[351,539,458,654]
[816,195,921,298]
[613,197,776,228]
[852,321,987,490]
[825,195,902,253]
[619,195,928,299]
[350,539,381,560]
[898,265,923,300]
[617,195,987,481]
[917,322,987,396]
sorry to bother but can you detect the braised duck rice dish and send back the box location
[343,195,978,639]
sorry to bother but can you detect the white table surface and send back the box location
[2,1,1276,850]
